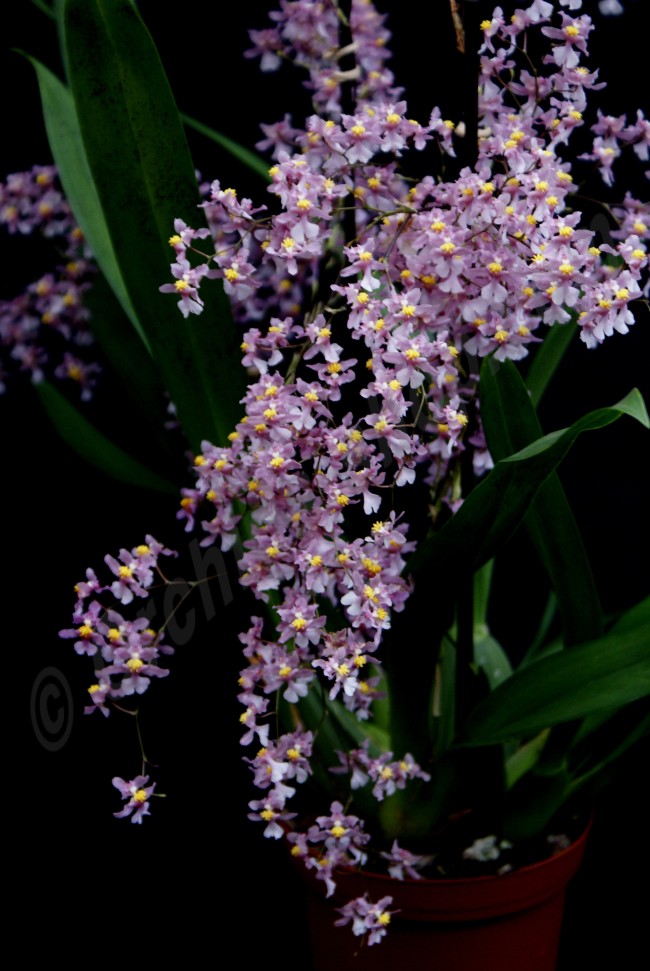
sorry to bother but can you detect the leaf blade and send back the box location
[406,385,649,585]
[62,0,246,449]
[28,54,148,348]
[463,599,650,745]
[181,113,271,182]
[35,381,178,495]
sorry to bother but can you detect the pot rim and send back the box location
[289,815,593,922]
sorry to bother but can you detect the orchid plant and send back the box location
[5,0,650,949]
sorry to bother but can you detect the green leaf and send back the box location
[181,113,271,183]
[472,559,493,630]
[35,381,178,494]
[525,320,577,409]
[480,357,604,644]
[474,632,513,690]
[31,0,55,17]
[286,688,387,826]
[502,764,575,841]
[325,695,390,754]
[504,729,550,789]
[520,595,559,666]
[62,0,246,450]
[293,685,388,761]
[379,744,506,841]
[53,0,70,82]
[502,702,650,838]
[463,597,650,745]
[434,635,458,755]
[607,591,650,636]
[570,707,650,788]
[82,272,169,437]
[28,55,147,349]
[406,385,649,589]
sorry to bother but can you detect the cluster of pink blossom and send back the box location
[159,0,649,942]
[0,165,100,397]
[330,741,431,802]
[245,0,401,115]
[334,892,396,946]
[287,800,371,897]
[59,536,177,716]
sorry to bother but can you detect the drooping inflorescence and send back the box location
[158,0,650,943]
[50,0,649,948]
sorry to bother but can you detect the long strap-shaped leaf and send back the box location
[62,0,246,451]
[524,319,578,409]
[480,356,604,645]
[462,595,650,745]
[405,385,648,585]
[24,63,172,443]
[476,362,648,834]
[30,56,147,349]
[391,382,647,773]
[36,381,178,494]
[181,114,271,183]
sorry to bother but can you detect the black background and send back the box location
[3,1,648,965]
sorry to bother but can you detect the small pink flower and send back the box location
[112,775,156,824]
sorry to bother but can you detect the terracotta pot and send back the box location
[293,820,591,971]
